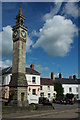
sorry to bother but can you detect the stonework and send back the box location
[17,87,28,107]
[9,6,28,107]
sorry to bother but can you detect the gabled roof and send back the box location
[54,78,80,84]
[40,78,54,86]
[2,67,40,76]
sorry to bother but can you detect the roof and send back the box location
[2,67,40,76]
[40,78,54,86]
[40,77,80,85]
[54,78,80,84]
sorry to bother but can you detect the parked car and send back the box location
[39,97,46,104]
[27,95,39,105]
[54,97,74,105]
[39,97,52,106]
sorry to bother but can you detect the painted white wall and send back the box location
[26,74,40,85]
[2,73,40,86]
[2,74,11,85]
[62,84,79,99]
[63,84,78,95]
[40,85,54,101]
[2,73,40,99]
[78,85,80,100]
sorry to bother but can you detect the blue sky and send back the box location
[0,2,79,78]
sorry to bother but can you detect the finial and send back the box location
[19,6,23,15]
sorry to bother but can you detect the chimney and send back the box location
[69,76,72,79]
[73,74,76,80]
[51,72,55,80]
[59,73,62,79]
[30,64,34,70]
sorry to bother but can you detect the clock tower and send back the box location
[9,6,28,107]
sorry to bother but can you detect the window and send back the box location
[76,87,78,93]
[48,86,50,90]
[2,76,4,85]
[69,87,72,92]
[32,89,36,95]
[40,86,42,90]
[53,93,56,97]
[32,77,36,83]
[40,93,44,97]
[77,94,79,99]
[48,93,50,98]
[10,75,12,81]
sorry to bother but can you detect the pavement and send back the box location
[2,103,80,119]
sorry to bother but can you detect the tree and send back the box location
[54,82,64,100]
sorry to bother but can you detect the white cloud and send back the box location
[35,64,49,73]
[33,15,77,57]
[0,60,12,69]
[1,26,13,58]
[0,25,33,58]
[67,0,79,2]
[62,2,78,18]
[43,2,62,21]
[26,35,33,52]
[31,30,39,37]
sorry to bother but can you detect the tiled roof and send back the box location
[40,78,54,85]
[2,67,40,76]
[54,78,80,84]
[40,77,80,85]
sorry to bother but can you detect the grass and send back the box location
[2,105,12,108]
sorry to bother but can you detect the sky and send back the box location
[0,2,79,78]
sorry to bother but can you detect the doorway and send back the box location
[21,93,24,102]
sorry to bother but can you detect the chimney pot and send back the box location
[30,64,34,70]
[69,76,72,79]
[59,73,62,79]
[51,72,55,80]
[73,74,76,80]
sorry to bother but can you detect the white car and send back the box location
[27,95,39,104]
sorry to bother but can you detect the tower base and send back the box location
[9,87,28,107]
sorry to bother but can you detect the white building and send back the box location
[1,64,40,99]
[55,74,80,100]
[26,64,40,97]
[40,72,56,101]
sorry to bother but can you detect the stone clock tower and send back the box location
[9,6,28,106]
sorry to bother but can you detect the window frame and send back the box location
[40,86,42,90]
[76,87,78,93]
[48,93,50,98]
[69,87,72,92]
[32,89,36,95]
[40,92,44,97]
[32,76,36,83]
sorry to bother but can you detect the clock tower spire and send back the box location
[9,6,28,107]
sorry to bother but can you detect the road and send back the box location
[2,103,80,119]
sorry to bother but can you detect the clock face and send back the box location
[21,30,26,38]
[13,30,18,38]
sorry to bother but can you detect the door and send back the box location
[21,93,24,102]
